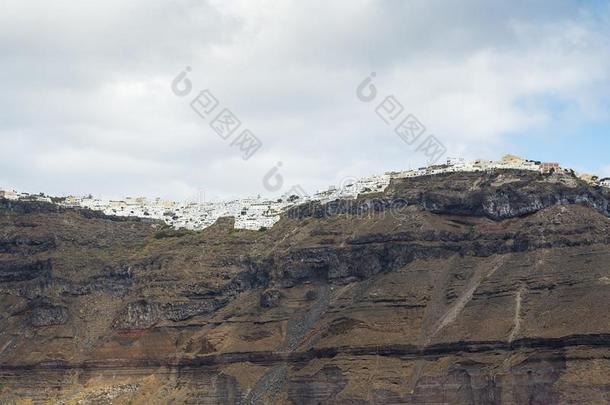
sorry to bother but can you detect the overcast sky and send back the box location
[1,0,610,201]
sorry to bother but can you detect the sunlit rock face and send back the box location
[1,171,610,404]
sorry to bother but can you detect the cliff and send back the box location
[1,170,609,404]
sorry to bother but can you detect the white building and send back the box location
[0,189,19,200]
[7,155,596,232]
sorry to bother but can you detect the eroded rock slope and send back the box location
[1,170,610,404]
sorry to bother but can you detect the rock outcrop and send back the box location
[0,171,609,404]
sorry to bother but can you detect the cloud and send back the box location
[1,0,609,200]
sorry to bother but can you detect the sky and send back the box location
[1,0,609,201]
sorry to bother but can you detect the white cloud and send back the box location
[0,0,609,200]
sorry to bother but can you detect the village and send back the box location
[2,155,610,231]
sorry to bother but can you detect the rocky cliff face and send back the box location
[1,171,610,404]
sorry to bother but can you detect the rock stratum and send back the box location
[1,170,610,404]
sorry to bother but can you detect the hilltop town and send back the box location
[2,155,610,231]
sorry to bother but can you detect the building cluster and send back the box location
[0,190,52,203]
[1,155,609,231]
[395,155,551,178]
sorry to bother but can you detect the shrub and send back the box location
[305,290,318,301]
[154,227,195,239]
[260,289,281,308]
